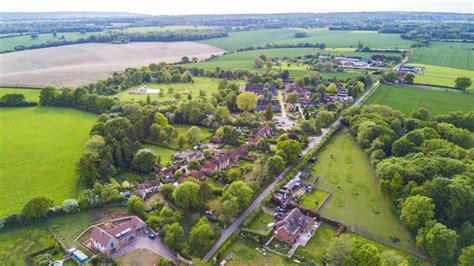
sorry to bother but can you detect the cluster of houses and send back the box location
[129,86,161,95]
[241,84,281,113]
[272,171,312,211]
[248,125,274,146]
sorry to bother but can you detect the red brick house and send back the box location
[248,125,274,145]
[274,208,315,245]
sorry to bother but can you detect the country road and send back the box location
[203,68,385,261]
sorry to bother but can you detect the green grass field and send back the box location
[199,28,414,51]
[410,42,473,71]
[0,87,41,102]
[298,189,329,211]
[245,209,273,231]
[0,106,96,217]
[188,48,392,78]
[116,77,224,102]
[0,32,98,51]
[366,84,474,115]
[143,144,176,165]
[310,129,417,251]
[411,64,474,89]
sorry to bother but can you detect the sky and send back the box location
[1,0,473,14]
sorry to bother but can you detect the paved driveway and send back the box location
[112,234,177,261]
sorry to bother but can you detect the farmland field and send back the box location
[0,87,41,101]
[117,77,224,102]
[366,84,474,115]
[411,64,474,89]
[0,42,224,87]
[0,31,98,52]
[116,25,215,33]
[188,48,396,77]
[0,106,96,217]
[309,129,418,251]
[410,42,473,71]
[199,28,414,51]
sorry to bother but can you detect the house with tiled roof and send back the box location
[284,83,306,97]
[248,125,274,146]
[274,208,316,245]
[242,84,276,96]
[89,216,146,256]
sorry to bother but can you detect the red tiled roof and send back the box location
[90,227,115,247]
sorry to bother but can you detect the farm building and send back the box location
[129,86,161,95]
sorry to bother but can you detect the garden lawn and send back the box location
[116,77,224,103]
[298,189,329,211]
[0,31,98,51]
[199,28,413,51]
[115,248,165,265]
[294,223,336,264]
[143,144,176,165]
[410,42,473,71]
[310,129,417,251]
[221,238,297,266]
[245,209,273,231]
[411,64,474,89]
[0,87,41,102]
[0,225,54,265]
[0,106,96,217]
[365,84,474,115]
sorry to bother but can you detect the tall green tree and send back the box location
[132,149,157,173]
[265,104,273,120]
[454,77,472,90]
[236,92,258,112]
[22,196,54,220]
[163,223,184,252]
[416,222,458,265]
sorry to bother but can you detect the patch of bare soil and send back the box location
[115,248,163,266]
[0,42,223,88]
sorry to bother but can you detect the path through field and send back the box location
[0,42,224,87]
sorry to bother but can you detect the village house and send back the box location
[89,216,147,256]
[241,83,277,96]
[255,99,280,113]
[135,180,161,199]
[274,208,316,245]
[202,146,248,175]
[248,125,274,146]
[172,150,201,162]
[284,83,306,97]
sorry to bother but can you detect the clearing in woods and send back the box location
[0,106,96,217]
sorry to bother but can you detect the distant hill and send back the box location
[0,11,148,19]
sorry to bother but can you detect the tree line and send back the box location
[342,105,474,265]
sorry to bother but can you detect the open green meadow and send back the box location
[366,84,474,115]
[298,189,329,211]
[0,106,96,217]
[0,32,98,51]
[411,64,474,89]
[309,129,417,251]
[0,87,41,102]
[116,77,224,102]
[410,42,473,71]
[199,28,414,51]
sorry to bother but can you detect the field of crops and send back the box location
[0,104,96,217]
[0,42,223,87]
[410,42,473,71]
[199,28,414,51]
[412,64,474,89]
[0,32,98,52]
[366,84,474,115]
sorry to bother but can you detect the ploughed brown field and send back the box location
[0,42,224,88]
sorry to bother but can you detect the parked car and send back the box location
[148,233,156,240]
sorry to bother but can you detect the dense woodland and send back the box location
[342,105,474,265]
